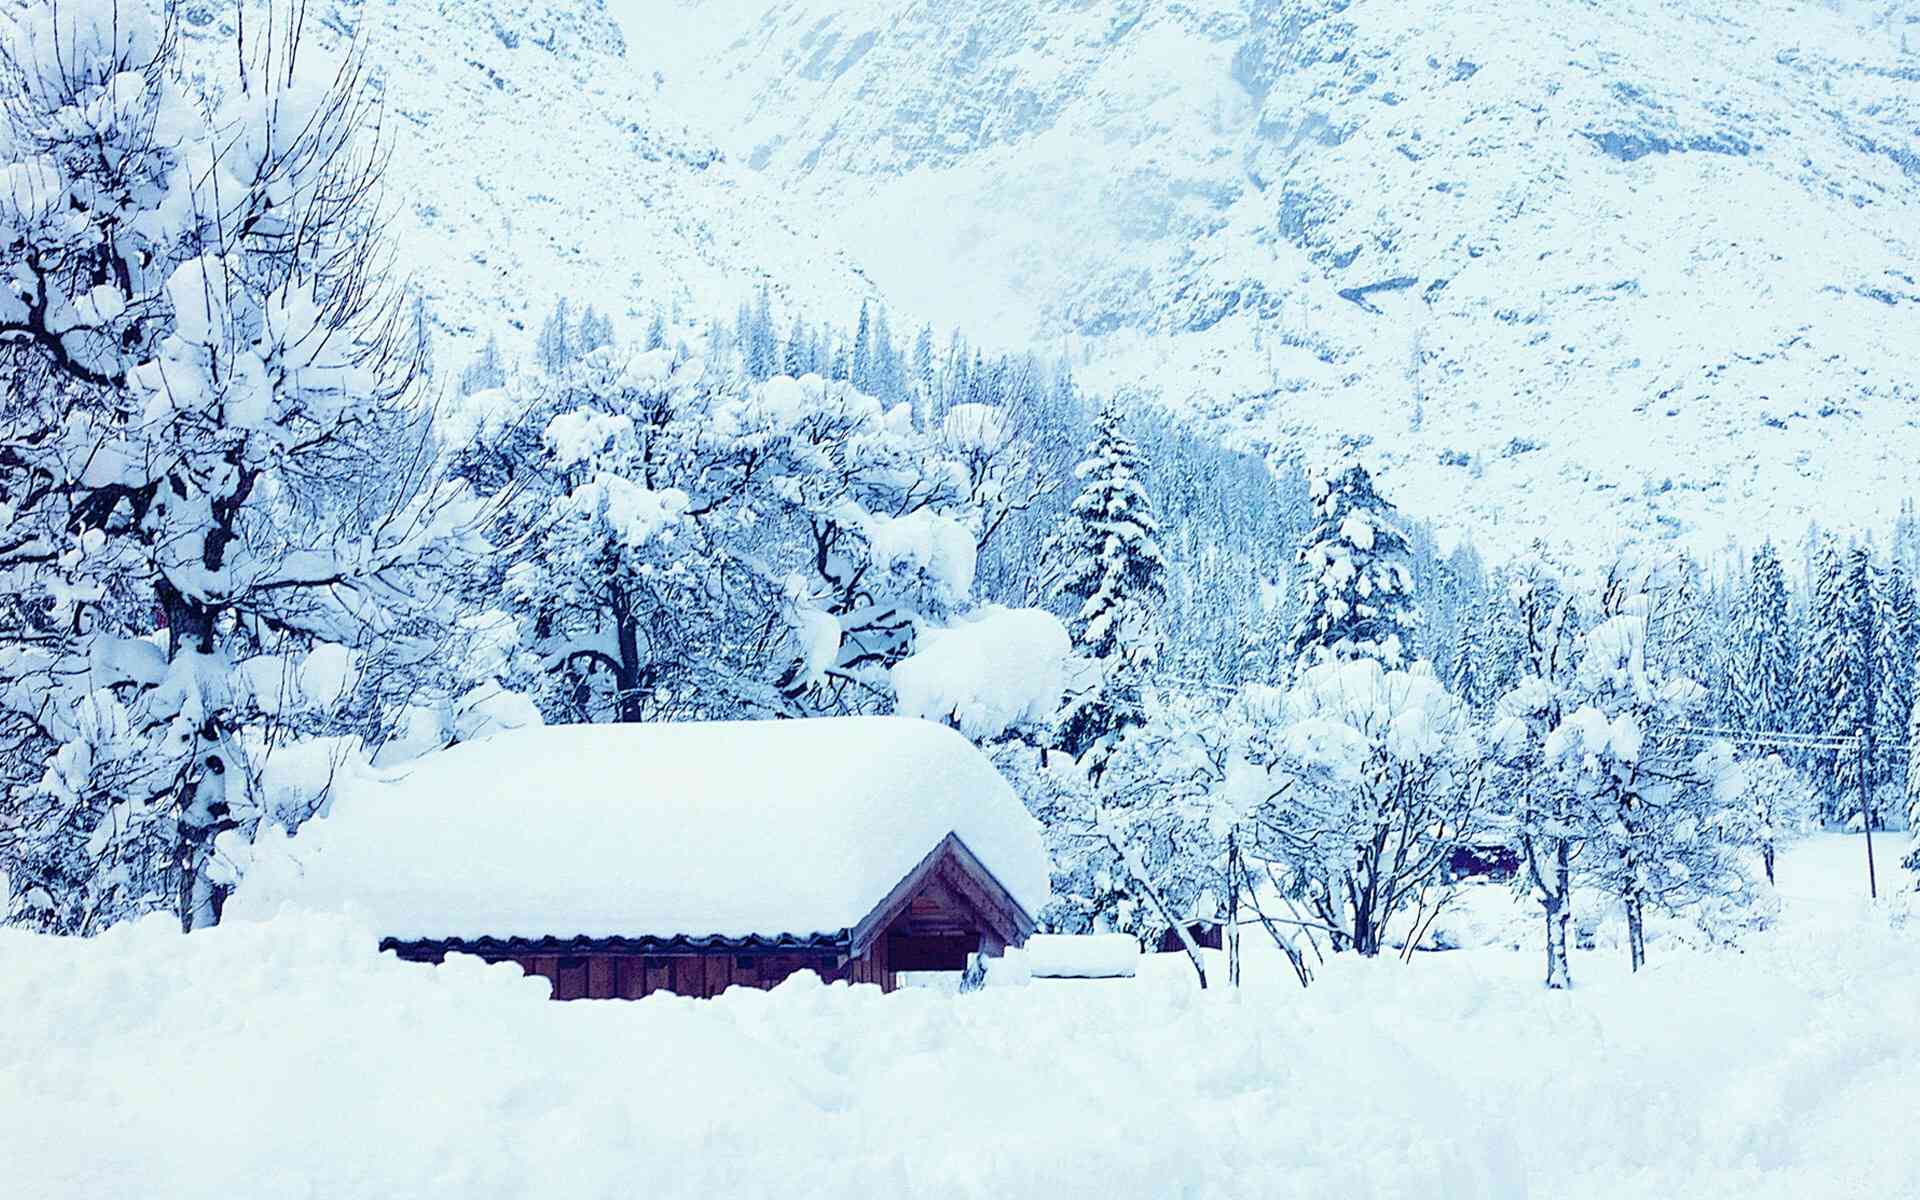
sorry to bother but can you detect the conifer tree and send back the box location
[536,298,575,372]
[1906,663,1920,879]
[1817,544,1879,820]
[1287,460,1419,669]
[784,314,810,377]
[1895,498,1920,576]
[850,301,874,392]
[1733,542,1797,736]
[1802,536,1851,814]
[872,306,899,400]
[459,334,507,396]
[585,303,613,353]
[746,286,777,381]
[1451,614,1485,712]
[1873,559,1915,789]
[912,324,937,408]
[1045,401,1169,778]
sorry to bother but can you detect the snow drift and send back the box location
[3,883,1916,1199]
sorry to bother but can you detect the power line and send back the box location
[1655,724,1910,758]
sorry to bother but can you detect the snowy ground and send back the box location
[4,837,1914,1199]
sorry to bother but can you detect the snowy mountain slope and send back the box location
[614,0,1920,553]
[178,0,884,356]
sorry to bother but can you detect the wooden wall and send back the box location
[501,949,886,1000]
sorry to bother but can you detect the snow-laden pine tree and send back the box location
[745,286,777,381]
[1044,400,1168,779]
[782,314,808,377]
[871,305,899,402]
[1871,558,1915,789]
[0,1,484,930]
[1450,613,1486,713]
[1801,536,1853,818]
[576,306,615,358]
[911,323,937,414]
[849,300,874,392]
[1732,542,1797,736]
[1907,670,1920,883]
[1830,545,1879,821]
[1288,460,1418,669]
[460,334,507,396]
[537,298,576,373]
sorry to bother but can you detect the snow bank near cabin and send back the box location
[231,717,1050,939]
[4,877,1918,1200]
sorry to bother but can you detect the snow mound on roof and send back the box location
[233,716,1050,940]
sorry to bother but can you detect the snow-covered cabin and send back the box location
[244,717,1049,998]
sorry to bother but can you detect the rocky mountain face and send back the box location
[618,0,1920,554]
[179,0,884,355]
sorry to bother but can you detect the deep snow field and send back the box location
[3,836,1913,1200]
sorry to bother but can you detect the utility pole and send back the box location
[1659,721,1901,898]
[1859,732,1879,899]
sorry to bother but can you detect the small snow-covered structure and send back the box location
[240,717,1046,999]
[1024,933,1139,980]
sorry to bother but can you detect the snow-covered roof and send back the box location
[238,717,1051,942]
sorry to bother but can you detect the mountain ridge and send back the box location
[613,0,1920,555]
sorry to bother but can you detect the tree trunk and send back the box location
[1544,897,1570,990]
[1625,889,1646,973]
[1226,832,1242,989]
[1544,839,1572,990]
[159,580,232,932]
[1342,867,1381,957]
[615,606,647,723]
[1762,840,1775,886]
[1352,907,1379,957]
[1618,790,1646,972]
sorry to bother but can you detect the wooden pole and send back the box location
[1859,733,1879,900]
